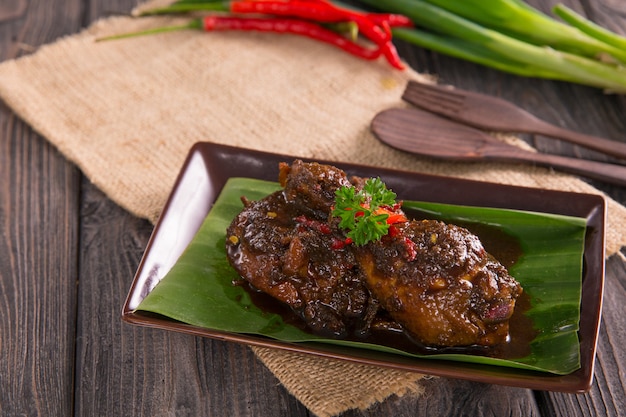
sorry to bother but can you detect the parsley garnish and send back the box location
[332,178,399,246]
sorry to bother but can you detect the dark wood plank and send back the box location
[0,1,27,24]
[0,1,84,416]
[339,378,540,417]
[0,115,80,417]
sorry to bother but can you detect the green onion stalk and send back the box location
[136,1,228,15]
[354,0,626,93]
[552,4,626,52]
[409,0,626,63]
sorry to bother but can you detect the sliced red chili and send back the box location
[403,236,417,261]
[386,212,408,224]
[387,225,401,237]
[372,207,408,224]
[331,237,346,249]
[294,214,332,234]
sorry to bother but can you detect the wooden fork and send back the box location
[402,81,626,161]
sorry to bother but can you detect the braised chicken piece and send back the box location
[226,161,378,338]
[357,220,522,347]
[226,160,523,348]
[278,159,352,219]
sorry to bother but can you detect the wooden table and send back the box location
[1,1,625,416]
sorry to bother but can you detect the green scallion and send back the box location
[354,0,626,93]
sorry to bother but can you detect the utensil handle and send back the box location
[507,150,626,186]
[534,122,626,161]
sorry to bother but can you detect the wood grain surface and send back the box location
[1,0,625,416]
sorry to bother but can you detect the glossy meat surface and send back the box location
[226,160,522,347]
[226,161,377,338]
[358,220,522,347]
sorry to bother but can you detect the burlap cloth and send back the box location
[1,1,625,415]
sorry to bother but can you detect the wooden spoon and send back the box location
[372,107,626,187]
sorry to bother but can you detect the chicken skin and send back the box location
[226,161,378,338]
[357,220,522,347]
[226,160,522,348]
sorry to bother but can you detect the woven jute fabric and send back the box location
[1,2,625,416]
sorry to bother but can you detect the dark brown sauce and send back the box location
[236,292,535,362]
[347,291,535,359]
[233,214,536,360]
[233,280,308,331]
[493,291,536,359]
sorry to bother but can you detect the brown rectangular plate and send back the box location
[122,142,605,393]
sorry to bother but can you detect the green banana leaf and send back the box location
[136,177,587,375]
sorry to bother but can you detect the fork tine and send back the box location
[402,81,465,116]
[405,81,466,102]
[403,82,464,108]
[402,87,460,115]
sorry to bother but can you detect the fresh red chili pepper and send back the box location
[352,15,391,45]
[230,1,394,47]
[230,1,352,23]
[109,0,408,70]
[202,16,383,61]
[379,40,405,70]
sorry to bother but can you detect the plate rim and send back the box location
[122,141,606,393]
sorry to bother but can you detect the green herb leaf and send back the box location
[363,177,397,206]
[332,177,397,245]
